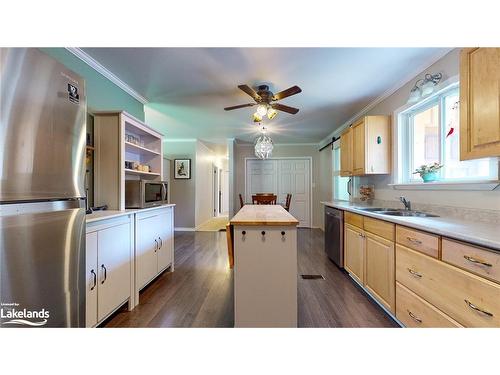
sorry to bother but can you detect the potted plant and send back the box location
[413,162,443,182]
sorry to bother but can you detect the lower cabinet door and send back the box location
[85,232,98,328]
[396,282,462,328]
[97,222,131,322]
[157,208,173,272]
[137,215,159,289]
[344,224,364,284]
[364,232,395,313]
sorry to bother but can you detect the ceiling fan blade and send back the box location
[238,84,261,101]
[224,103,256,111]
[272,85,302,101]
[272,103,299,114]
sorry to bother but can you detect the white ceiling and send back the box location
[83,48,451,144]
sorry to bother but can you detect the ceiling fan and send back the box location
[224,84,302,120]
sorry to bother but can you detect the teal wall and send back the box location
[40,48,145,121]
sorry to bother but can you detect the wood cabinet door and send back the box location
[344,224,364,284]
[157,208,174,272]
[136,215,159,289]
[460,48,500,160]
[97,222,131,322]
[340,129,353,176]
[85,232,98,328]
[352,119,366,175]
[365,232,395,313]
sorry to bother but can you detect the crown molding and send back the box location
[318,48,455,148]
[65,48,148,104]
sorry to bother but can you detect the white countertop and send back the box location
[322,200,500,251]
[86,204,175,224]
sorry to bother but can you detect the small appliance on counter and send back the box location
[125,180,168,208]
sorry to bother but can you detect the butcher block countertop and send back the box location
[230,205,299,226]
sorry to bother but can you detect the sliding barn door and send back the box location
[245,158,311,227]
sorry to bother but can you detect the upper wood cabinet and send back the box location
[460,48,500,160]
[340,115,391,176]
[340,128,353,176]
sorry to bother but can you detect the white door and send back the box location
[136,215,159,289]
[157,208,174,272]
[97,222,131,322]
[278,159,311,227]
[245,158,311,227]
[85,232,98,328]
[245,159,278,202]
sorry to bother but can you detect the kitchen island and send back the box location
[230,205,299,327]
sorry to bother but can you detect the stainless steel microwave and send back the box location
[125,180,168,208]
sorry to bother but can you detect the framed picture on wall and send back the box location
[174,159,191,179]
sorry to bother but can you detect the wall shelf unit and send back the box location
[93,111,164,210]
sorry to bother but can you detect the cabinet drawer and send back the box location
[364,217,394,241]
[442,238,500,284]
[345,212,363,228]
[396,282,462,328]
[396,226,439,258]
[396,245,500,327]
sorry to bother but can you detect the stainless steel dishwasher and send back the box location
[324,206,344,268]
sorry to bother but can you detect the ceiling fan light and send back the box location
[256,104,268,116]
[253,112,263,122]
[267,107,277,119]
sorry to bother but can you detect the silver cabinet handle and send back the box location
[159,237,163,249]
[464,299,493,317]
[406,237,422,245]
[463,255,492,267]
[407,268,422,278]
[154,239,158,252]
[90,269,97,291]
[407,310,422,323]
[101,264,107,284]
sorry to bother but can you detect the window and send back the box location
[332,141,349,200]
[400,84,497,183]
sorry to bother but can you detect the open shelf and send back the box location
[125,168,161,177]
[125,141,160,156]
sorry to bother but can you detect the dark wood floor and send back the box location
[103,229,398,328]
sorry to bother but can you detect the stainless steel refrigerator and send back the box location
[0,48,86,327]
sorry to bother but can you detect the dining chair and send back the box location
[284,193,292,212]
[256,193,274,196]
[239,194,244,208]
[252,195,277,205]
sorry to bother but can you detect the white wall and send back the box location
[195,141,216,227]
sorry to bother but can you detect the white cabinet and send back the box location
[85,232,98,328]
[136,207,175,291]
[86,215,132,327]
[97,222,132,322]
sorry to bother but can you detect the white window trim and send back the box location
[391,74,500,191]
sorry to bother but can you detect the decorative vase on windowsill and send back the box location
[413,163,443,183]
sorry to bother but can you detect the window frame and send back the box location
[395,78,498,187]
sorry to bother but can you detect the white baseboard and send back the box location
[174,227,195,231]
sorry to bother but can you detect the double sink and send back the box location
[357,207,439,218]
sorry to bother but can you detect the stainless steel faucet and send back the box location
[399,196,411,211]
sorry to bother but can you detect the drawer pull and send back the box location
[407,268,422,278]
[463,255,492,267]
[406,236,422,245]
[464,299,493,317]
[407,310,422,323]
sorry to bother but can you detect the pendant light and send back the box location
[254,127,273,159]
